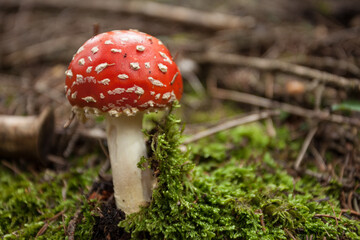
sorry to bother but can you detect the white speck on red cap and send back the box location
[136,45,145,51]
[91,46,99,54]
[78,58,85,66]
[159,52,172,64]
[118,74,129,80]
[71,91,78,99]
[130,62,140,70]
[65,69,73,78]
[82,96,96,103]
[158,63,168,73]
[86,66,93,73]
[148,77,164,87]
[108,88,126,95]
[76,74,84,84]
[98,79,110,85]
[95,63,114,74]
[111,48,122,53]
[162,92,171,100]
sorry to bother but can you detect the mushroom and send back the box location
[64,30,183,214]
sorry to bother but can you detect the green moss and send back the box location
[121,105,360,239]
[0,156,98,239]
[1,105,359,239]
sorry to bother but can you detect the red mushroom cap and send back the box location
[65,30,183,117]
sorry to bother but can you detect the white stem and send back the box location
[105,113,154,215]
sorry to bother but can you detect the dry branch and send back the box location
[4,35,85,66]
[196,52,360,89]
[0,0,255,30]
[182,110,279,145]
[213,88,360,127]
[284,55,360,77]
[294,126,318,170]
[66,209,82,240]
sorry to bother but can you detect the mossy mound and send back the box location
[122,108,360,239]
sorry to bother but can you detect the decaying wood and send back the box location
[0,107,54,162]
[196,52,360,89]
[0,0,255,31]
[213,88,360,127]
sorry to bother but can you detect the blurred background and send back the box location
[1,0,360,169]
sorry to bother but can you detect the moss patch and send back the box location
[121,107,360,239]
[1,106,359,239]
[0,156,98,239]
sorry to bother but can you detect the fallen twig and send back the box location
[4,35,85,66]
[294,126,318,170]
[348,191,354,212]
[213,88,360,127]
[339,209,360,218]
[310,145,327,172]
[1,0,255,30]
[67,209,82,240]
[284,228,296,240]
[64,111,75,129]
[284,55,360,77]
[259,210,266,232]
[196,52,360,89]
[329,203,339,226]
[1,160,23,175]
[314,214,340,223]
[36,210,65,237]
[182,110,279,145]
[339,154,350,183]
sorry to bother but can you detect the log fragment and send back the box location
[0,107,54,162]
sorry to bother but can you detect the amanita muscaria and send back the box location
[64,30,183,214]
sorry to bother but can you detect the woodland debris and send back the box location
[182,110,279,145]
[0,0,255,30]
[196,52,360,89]
[3,35,85,66]
[0,107,54,162]
[294,126,318,170]
[284,55,360,77]
[213,88,360,127]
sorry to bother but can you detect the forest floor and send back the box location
[0,0,360,239]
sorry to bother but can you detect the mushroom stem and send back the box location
[105,113,154,214]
